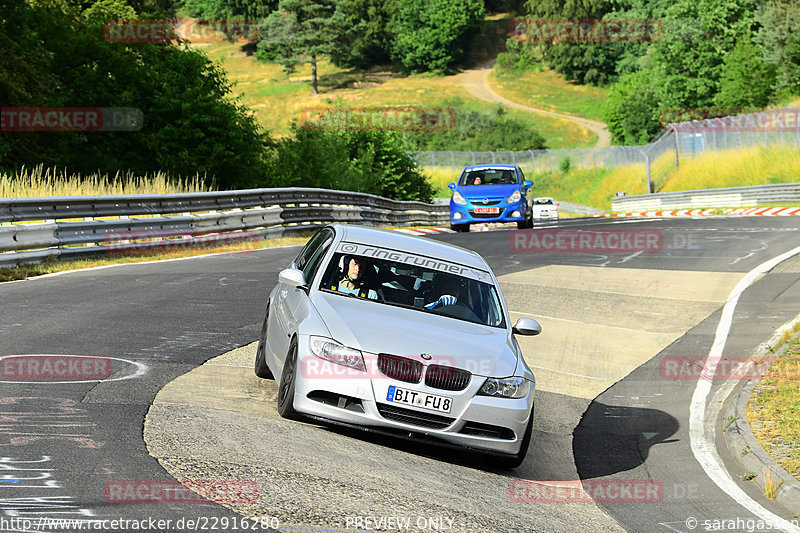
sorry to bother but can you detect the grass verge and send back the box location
[1,165,211,197]
[747,336,800,481]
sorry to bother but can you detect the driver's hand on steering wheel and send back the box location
[424,294,458,309]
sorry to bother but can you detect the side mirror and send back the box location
[524,180,533,189]
[278,268,307,289]
[448,183,456,192]
[512,317,541,336]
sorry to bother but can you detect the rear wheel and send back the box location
[254,302,274,379]
[492,404,534,469]
[277,338,300,419]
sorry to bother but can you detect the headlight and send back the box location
[478,376,531,399]
[506,190,521,204]
[452,191,467,205]
[309,336,366,371]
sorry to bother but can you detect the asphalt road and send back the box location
[2,218,800,533]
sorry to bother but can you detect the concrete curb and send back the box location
[723,320,800,515]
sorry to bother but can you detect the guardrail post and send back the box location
[528,149,534,175]
[549,150,553,172]
[469,150,475,165]
[644,152,653,194]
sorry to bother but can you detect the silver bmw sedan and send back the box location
[254,224,541,468]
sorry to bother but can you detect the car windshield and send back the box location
[318,251,505,328]
[458,168,518,186]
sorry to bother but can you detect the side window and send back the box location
[302,234,333,283]
[295,229,331,270]
[518,167,526,183]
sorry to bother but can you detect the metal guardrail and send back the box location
[0,188,449,268]
[611,183,800,212]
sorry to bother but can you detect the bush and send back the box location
[266,121,434,202]
[399,98,547,151]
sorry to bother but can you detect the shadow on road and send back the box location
[573,401,680,479]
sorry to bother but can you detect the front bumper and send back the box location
[450,201,527,225]
[290,339,534,455]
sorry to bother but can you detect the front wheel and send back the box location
[450,223,470,233]
[517,212,533,229]
[254,302,275,379]
[277,338,300,419]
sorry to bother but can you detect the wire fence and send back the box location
[412,106,800,192]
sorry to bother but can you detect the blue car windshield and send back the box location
[319,252,506,328]
[459,168,518,186]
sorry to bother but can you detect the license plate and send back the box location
[386,386,452,414]
[474,207,499,214]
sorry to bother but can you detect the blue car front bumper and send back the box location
[450,201,527,225]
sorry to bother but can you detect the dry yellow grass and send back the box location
[198,42,596,147]
[660,147,800,192]
[747,337,800,482]
[1,165,211,198]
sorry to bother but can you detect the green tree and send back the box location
[256,0,345,94]
[180,0,277,21]
[603,70,662,145]
[389,0,484,73]
[715,32,777,108]
[0,0,271,187]
[329,0,393,69]
[755,0,800,98]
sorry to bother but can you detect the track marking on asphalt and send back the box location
[0,355,148,384]
[526,365,610,381]
[689,243,800,533]
[510,310,661,334]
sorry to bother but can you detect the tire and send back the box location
[254,302,274,379]
[493,404,534,469]
[517,211,533,230]
[450,223,470,233]
[277,337,300,419]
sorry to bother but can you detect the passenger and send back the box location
[337,256,378,299]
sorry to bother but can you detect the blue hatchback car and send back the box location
[448,164,534,232]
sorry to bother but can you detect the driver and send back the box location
[337,256,378,300]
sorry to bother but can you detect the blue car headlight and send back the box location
[452,191,467,205]
[506,190,521,204]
